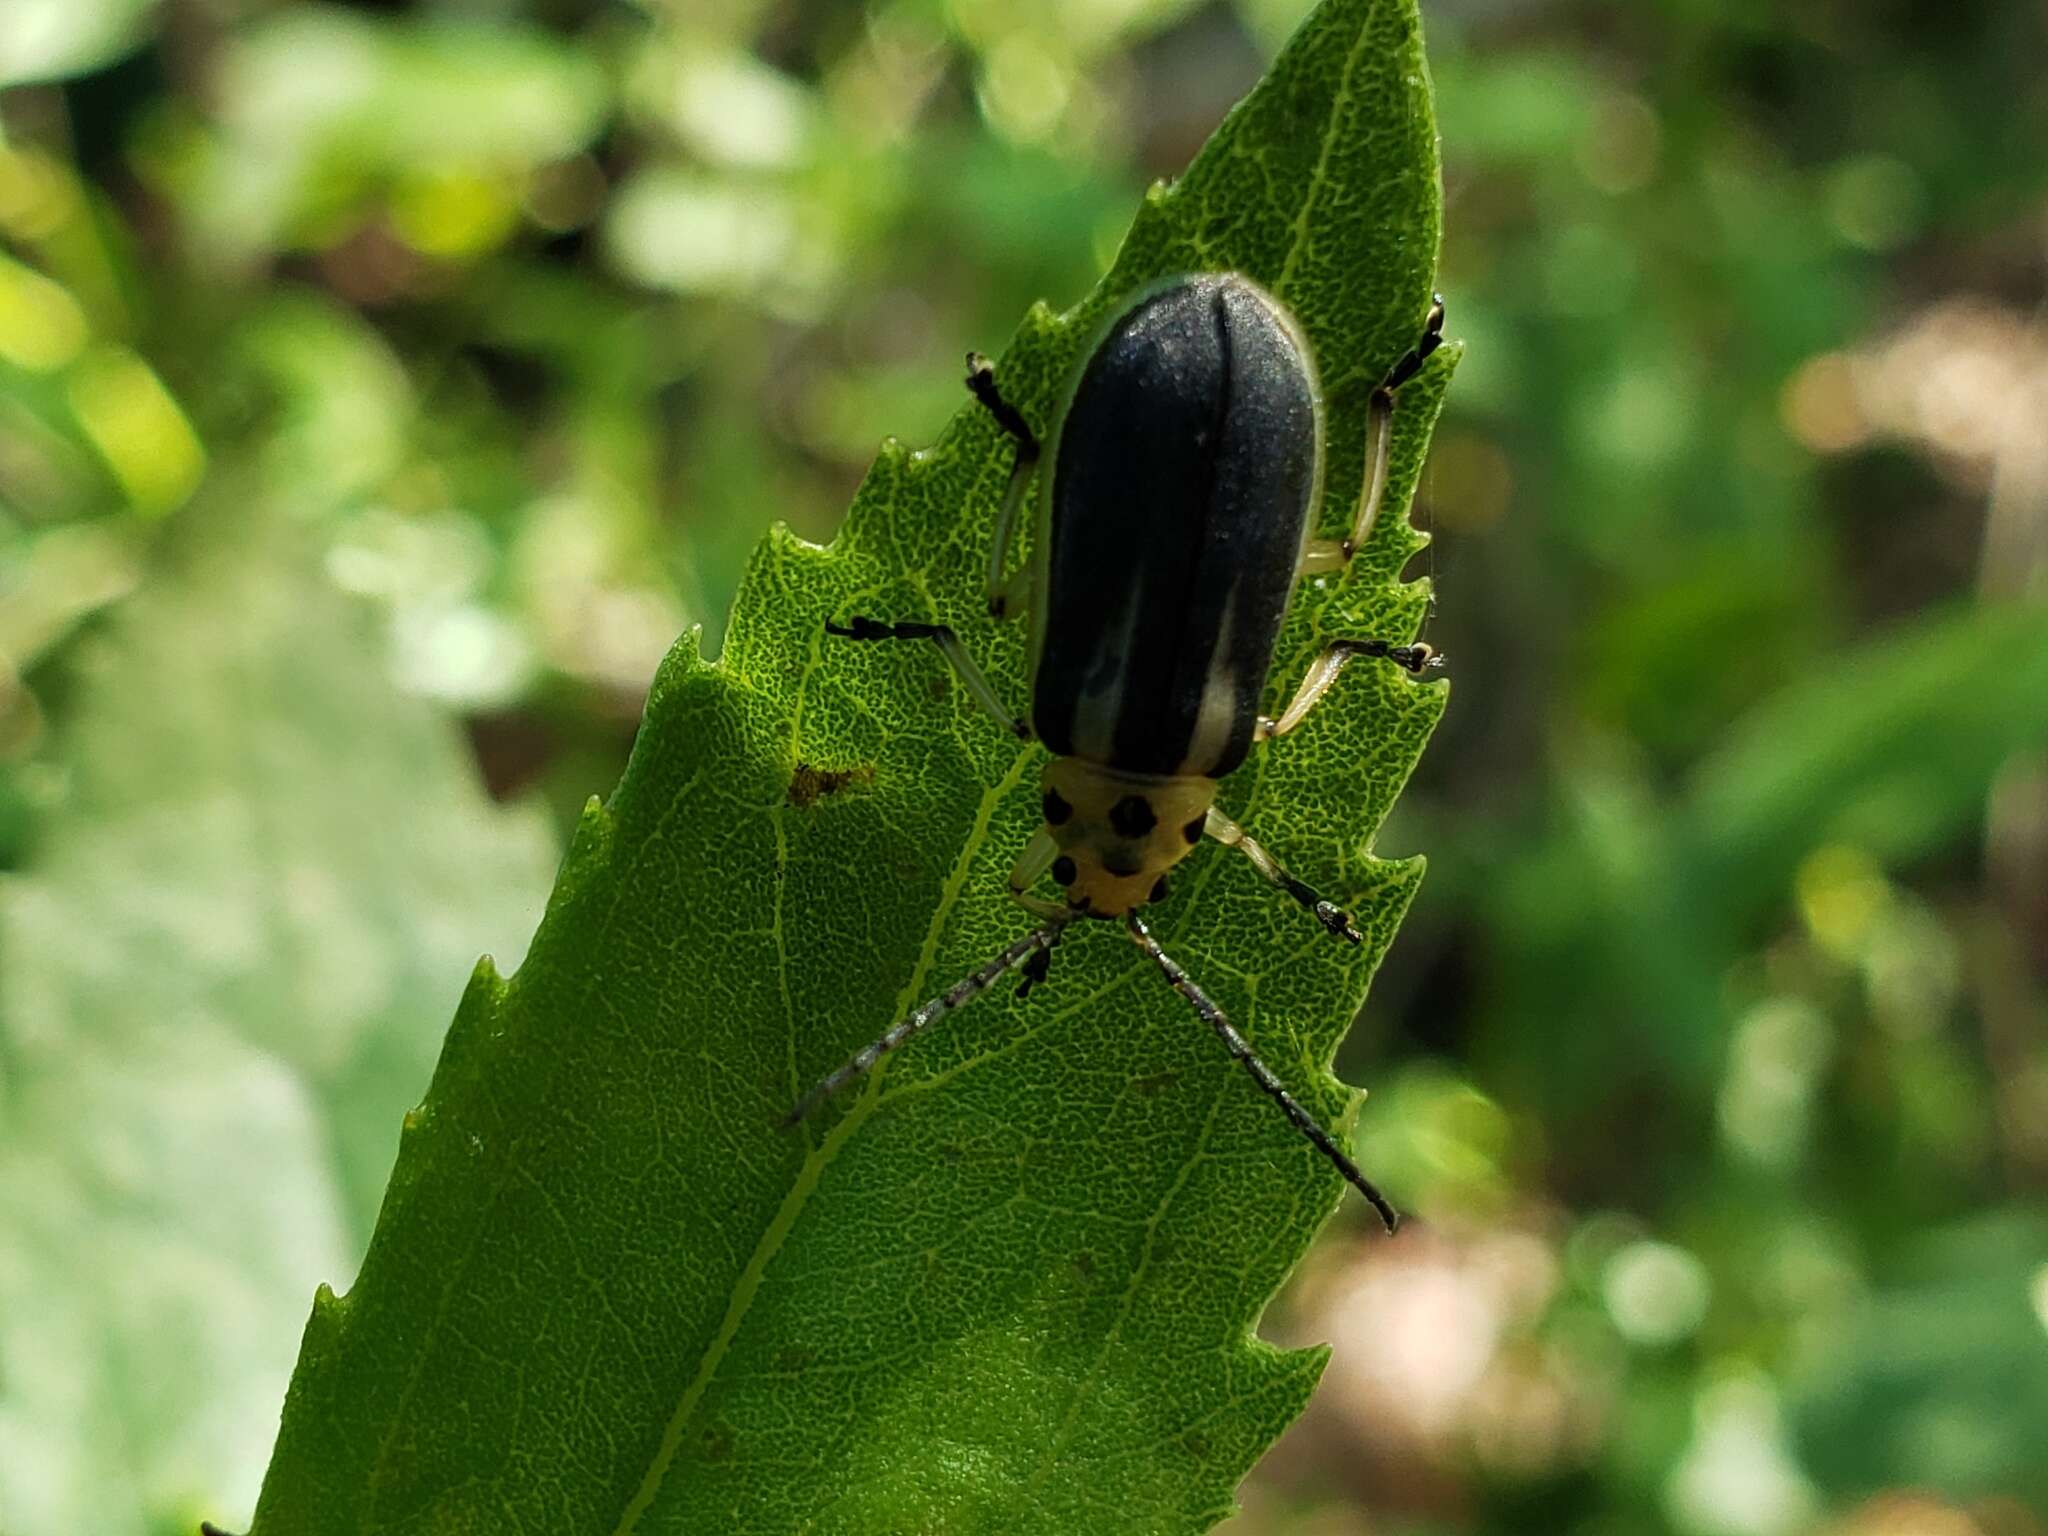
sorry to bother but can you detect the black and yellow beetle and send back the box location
[788,272,1445,1230]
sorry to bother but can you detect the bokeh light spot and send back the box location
[1603,1239,1711,1346]
[1795,843,1887,960]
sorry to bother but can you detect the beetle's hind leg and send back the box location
[825,616,1031,738]
[965,352,1040,620]
[1299,296,1446,575]
[1203,807,1363,945]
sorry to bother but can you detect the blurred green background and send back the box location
[2,0,2045,1533]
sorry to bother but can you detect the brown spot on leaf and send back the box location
[787,761,875,807]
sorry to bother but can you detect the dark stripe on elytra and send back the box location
[1105,288,1234,777]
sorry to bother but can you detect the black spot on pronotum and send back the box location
[1052,856,1078,887]
[1149,876,1169,904]
[786,761,875,807]
[1042,788,1073,825]
[1182,815,1204,844]
[1109,794,1157,837]
[1104,852,1142,878]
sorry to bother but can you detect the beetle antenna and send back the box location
[783,914,1076,1128]
[1125,914,1400,1233]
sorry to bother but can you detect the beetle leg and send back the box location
[1299,296,1446,574]
[1203,807,1363,945]
[826,616,1031,739]
[1125,913,1399,1232]
[1006,828,1068,927]
[1008,826,1058,892]
[988,565,1034,623]
[966,352,1042,619]
[1257,638,1441,746]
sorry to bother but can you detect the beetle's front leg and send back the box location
[1299,296,1446,575]
[1203,808,1362,944]
[965,352,1040,620]
[825,616,1031,738]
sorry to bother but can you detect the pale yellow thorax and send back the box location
[1040,758,1217,918]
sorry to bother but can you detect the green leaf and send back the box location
[1685,600,2048,913]
[1788,1213,2048,1510]
[251,0,1453,1529]
[0,491,557,1534]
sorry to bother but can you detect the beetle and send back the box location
[787,272,1445,1230]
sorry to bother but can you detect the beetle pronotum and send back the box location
[789,273,1445,1230]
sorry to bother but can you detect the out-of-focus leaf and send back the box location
[1787,1213,2048,1509]
[0,486,556,1535]
[1685,602,2048,916]
[249,0,1453,1529]
[171,10,609,261]
[0,0,156,87]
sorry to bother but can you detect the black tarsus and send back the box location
[964,352,1041,460]
[1318,636,1441,677]
[826,616,945,643]
[1378,294,1447,398]
[1277,871,1363,946]
[1126,914,1401,1233]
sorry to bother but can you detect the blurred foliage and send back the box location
[0,0,2044,1532]
[0,489,556,1531]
